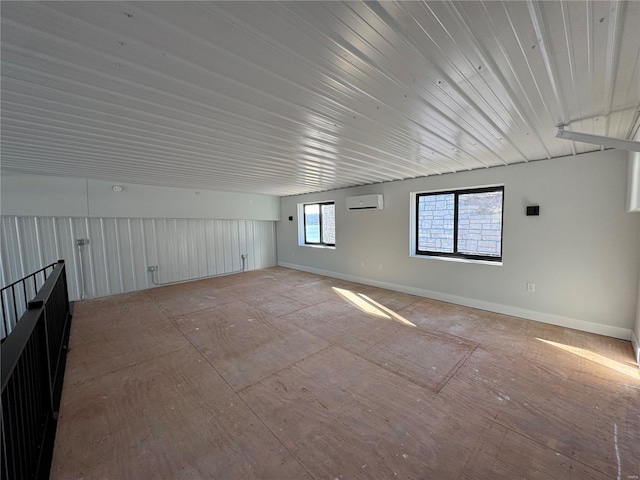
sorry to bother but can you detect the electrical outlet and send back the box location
[360,261,365,267]
[378,263,383,270]
[526,282,535,292]
[148,266,157,272]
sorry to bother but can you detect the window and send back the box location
[302,202,335,246]
[415,186,503,262]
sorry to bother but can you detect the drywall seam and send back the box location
[278,261,632,341]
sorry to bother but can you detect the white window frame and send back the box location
[297,201,336,249]
[409,185,504,266]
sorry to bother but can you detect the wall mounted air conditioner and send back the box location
[346,194,384,211]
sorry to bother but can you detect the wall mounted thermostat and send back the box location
[526,205,540,216]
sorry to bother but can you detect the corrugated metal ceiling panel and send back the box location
[1,1,639,196]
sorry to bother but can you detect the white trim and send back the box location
[408,252,502,266]
[298,244,336,250]
[410,183,504,196]
[297,200,336,247]
[278,262,633,341]
[632,329,640,369]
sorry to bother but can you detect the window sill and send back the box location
[299,244,336,250]
[410,253,502,266]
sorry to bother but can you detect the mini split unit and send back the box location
[346,194,384,211]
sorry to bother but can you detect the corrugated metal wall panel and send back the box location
[3,1,638,196]
[0,215,277,307]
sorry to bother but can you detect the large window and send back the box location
[303,202,335,246]
[415,186,503,262]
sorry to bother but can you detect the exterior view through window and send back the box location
[416,186,503,261]
[304,202,335,246]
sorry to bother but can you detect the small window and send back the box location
[415,186,503,262]
[303,202,335,246]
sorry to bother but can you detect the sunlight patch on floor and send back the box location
[332,287,416,327]
[536,338,640,380]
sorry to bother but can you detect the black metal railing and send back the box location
[1,260,73,480]
[1,263,57,341]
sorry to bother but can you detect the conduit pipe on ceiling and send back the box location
[148,254,246,287]
[556,126,640,152]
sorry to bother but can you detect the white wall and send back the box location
[1,172,280,220]
[634,226,640,364]
[278,149,640,340]
[628,151,640,212]
[0,172,279,337]
[629,150,640,364]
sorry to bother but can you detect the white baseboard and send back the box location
[632,329,640,368]
[278,262,633,341]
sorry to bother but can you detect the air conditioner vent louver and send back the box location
[346,194,384,211]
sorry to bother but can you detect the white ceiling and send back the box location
[1,1,639,197]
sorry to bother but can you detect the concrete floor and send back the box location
[51,267,639,479]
